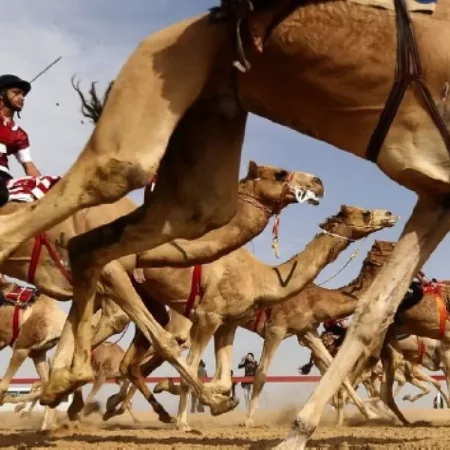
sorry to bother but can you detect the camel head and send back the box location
[366,240,396,265]
[241,160,324,211]
[319,205,398,240]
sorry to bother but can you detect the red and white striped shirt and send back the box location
[0,113,32,177]
[6,175,61,202]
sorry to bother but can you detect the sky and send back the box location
[0,0,447,414]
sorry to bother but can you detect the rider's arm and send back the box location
[21,161,41,177]
[13,129,41,177]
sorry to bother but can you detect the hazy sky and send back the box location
[0,0,445,413]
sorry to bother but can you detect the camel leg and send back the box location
[91,299,129,348]
[245,329,284,427]
[379,346,409,425]
[299,332,379,420]
[103,335,141,418]
[125,341,174,423]
[177,314,227,431]
[45,91,246,404]
[402,379,430,403]
[31,352,57,432]
[43,264,236,419]
[206,324,238,395]
[439,344,450,406]
[276,198,450,450]
[0,347,30,401]
[82,371,106,417]
[0,17,232,263]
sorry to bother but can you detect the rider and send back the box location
[0,74,41,206]
[323,318,348,347]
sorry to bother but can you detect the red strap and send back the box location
[28,233,72,286]
[253,310,264,332]
[436,293,447,340]
[253,308,272,332]
[417,336,425,365]
[9,305,21,346]
[184,265,202,318]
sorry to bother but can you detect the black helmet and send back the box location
[0,74,31,95]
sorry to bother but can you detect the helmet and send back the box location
[0,74,31,96]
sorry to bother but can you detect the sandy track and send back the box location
[1,408,450,449]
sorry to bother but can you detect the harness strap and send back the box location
[28,233,72,286]
[184,265,203,318]
[416,336,425,365]
[252,308,272,332]
[436,293,447,340]
[8,287,34,347]
[366,0,450,162]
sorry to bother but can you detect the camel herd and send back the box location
[1,0,450,448]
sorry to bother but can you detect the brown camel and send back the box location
[105,206,397,430]
[151,239,397,426]
[0,3,447,445]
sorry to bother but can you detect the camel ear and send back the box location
[339,205,350,216]
[247,160,259,179]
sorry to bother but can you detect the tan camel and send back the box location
[389,335,450,404]
[105,206,397,430]
[13,342,139,424]
[0,3,447,445]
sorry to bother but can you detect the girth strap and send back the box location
[253,308,272,332]
[366,0,450,162]
[416,336,425,365]
[184,265,203,318]
[7,287,35,347]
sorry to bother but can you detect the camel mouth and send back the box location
[291,188,322,206]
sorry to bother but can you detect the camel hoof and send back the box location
[102,406,125,422]
[210,396,239,416]
[158,413,176,424]
[154,379,170,394]
[176,421,192,432]
[274,428,307,450]
[106,394,122,412]
[41,367,93,407]
[243,418,254,427]
[83,401,101,417]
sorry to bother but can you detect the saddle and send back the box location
[0,286,39,309]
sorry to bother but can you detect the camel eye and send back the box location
[275,170,288,182]
[363,211,371,221]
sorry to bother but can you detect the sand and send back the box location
[1,407,450,449]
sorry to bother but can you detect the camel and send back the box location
[152,236,402,427]
[0,3,448,445]
[14,342,139,423]
[104,205,397,430]
[389,335,450,404]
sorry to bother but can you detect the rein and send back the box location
[28,233,73,286]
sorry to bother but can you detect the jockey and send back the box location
[0,74,41,206]
[323,318,348,347]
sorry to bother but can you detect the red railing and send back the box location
[3,375,447,384]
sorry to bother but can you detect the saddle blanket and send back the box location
[6,175,61,202]
[348,0,437,14]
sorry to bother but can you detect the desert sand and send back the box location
[1,406,450,449]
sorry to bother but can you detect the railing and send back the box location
[3,375,447,384]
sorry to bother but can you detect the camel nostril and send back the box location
[313,177,323,186]
[386,211,392,216]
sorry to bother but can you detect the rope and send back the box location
[317,237,367,287]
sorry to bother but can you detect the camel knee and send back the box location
[83,152,154,205]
